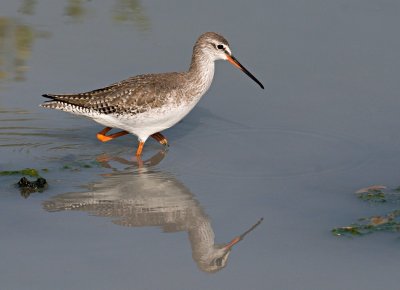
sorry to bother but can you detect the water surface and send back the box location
[1,1,400,290]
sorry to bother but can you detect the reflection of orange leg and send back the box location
[97,127,129,142]
[135,155,144,168]
[136,141,145,156]
[151,132,169,146]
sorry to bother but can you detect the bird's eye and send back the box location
[217,44,224,50]
[215,257,223,266]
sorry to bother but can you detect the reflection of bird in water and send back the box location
[43,151,262,273]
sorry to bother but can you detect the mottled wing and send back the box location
[41,72,185,115]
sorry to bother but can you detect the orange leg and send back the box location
[97,127,129,142]
[136,141,145,156]
[151,132,169,146]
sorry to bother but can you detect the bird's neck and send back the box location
[187,50,215,95]
[188,216,216,263]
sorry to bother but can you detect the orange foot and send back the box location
[151,132,169,146]
[96,127,129,142]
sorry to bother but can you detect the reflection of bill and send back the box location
[43,151,262,273]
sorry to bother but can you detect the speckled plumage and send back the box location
[42,72,197,115]
[41,32,263,154]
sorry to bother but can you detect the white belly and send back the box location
[92,100,199,141]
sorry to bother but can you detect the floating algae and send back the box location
[332,210,400,237]
[332,185,400,237]
[0,168,40,177]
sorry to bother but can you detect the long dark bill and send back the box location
[226,54,264,89]
[223,217,264,250]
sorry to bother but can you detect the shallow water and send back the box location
[1,1,400,289]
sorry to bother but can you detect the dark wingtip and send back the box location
[40,94,57,108]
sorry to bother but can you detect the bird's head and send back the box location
[194,32,264,89]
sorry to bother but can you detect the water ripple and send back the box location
[170,127,374,179]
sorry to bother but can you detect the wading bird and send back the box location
[41,32,264,156]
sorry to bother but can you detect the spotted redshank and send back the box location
[41,32,264,156]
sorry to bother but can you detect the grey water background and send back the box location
[1,0,400,289]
